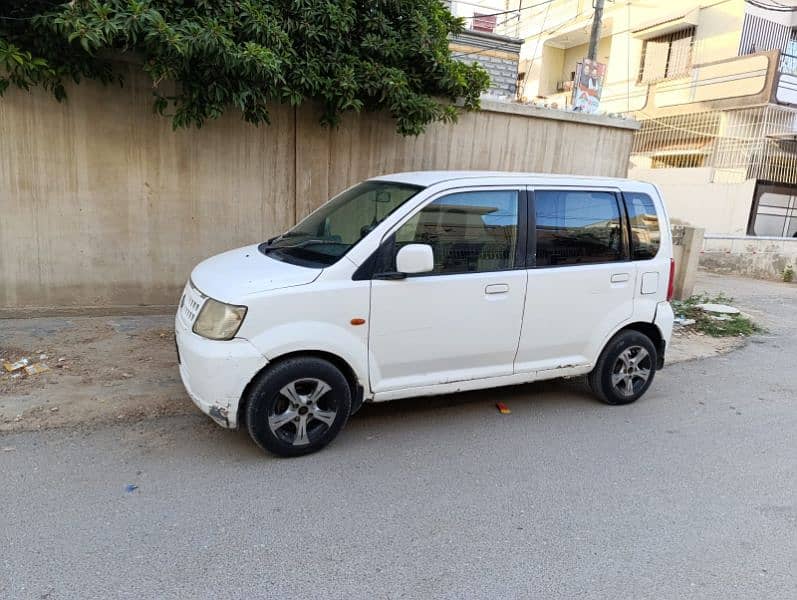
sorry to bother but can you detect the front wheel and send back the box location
[246,357,351,457]
[588,330,657,405]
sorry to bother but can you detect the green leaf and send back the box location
[0,0,489,135]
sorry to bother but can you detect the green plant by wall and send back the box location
[0,1,490,135]
[784,265,794,283]
[672,293,762,338]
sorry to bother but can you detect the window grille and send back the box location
[639,27,695,83]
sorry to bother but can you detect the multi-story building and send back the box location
[483,0,797,237]
[447,1,524,99]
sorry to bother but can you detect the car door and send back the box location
[368,187,528,393]
[515,187,636,374]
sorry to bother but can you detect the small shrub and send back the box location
[784,265,794,283]
[672,293,762,338]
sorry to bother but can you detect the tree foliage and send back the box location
[0,1,490,134]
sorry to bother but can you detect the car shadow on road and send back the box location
[352,378,598,421]
[187,377,602,462]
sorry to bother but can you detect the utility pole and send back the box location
[587,0,605,62]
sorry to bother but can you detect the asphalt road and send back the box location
[2,273,795,600]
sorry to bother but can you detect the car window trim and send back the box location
[528,186,630,269]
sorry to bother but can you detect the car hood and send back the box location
[190,244,322,303]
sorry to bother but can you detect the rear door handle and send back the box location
[611,273,630,283]
[485,283,509,294]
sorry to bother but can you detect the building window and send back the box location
[472,13,497,33]
[639,27,695,83]
[749,183,797,237]
[783,28,797,75]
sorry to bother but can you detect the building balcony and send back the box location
[601,49,797,118]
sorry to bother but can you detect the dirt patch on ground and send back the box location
[1,309,755,433]
[0,315,193,432]
[667,328,747,364]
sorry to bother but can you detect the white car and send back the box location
[175,171,675,457]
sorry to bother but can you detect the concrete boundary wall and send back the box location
[700,235,797,281]
[0,65,638,312]
[671,226,705,300]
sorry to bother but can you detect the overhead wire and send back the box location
[457,0,558,20]
[452,6,594,60]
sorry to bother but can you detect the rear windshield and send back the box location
[624,192,660,260]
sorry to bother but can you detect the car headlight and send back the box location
[192,298,247,341]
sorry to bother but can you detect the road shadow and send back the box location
[352,377,598,422]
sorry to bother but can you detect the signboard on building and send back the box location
[572,58,606,114]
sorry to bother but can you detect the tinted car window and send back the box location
[534,190,623,266]
[395,190,520,274]
[624,192,660,260]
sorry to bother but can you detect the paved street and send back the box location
[2,273,795,600]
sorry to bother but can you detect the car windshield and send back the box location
[262,181,423,267]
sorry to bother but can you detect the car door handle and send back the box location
[485,284,509,294]
[611,273,630,283]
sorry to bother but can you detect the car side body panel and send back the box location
[241,262,372,395]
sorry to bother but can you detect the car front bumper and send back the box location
[174,315,268,429]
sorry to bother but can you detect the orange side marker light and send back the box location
[350,318,366,326]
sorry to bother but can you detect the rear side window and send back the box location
[534,190,624,266]
[624,192,660,260]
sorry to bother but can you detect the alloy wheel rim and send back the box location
[268,378,337,446]
[611,345,652,398]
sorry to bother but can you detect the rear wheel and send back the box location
[588,330,657,405]
[246,357,351,457]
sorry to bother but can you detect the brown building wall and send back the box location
[0,66,637,312]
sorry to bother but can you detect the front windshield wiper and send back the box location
[276,231,308,240]
[266,231,304,244]
[267,238,348,250]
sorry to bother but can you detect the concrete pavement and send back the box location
[1,272,795,599]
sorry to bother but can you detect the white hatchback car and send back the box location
[176,172,674,456]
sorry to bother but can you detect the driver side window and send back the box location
[394,190,520,275]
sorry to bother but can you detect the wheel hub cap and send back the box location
[267,378,337,446]
[611,345,652,397]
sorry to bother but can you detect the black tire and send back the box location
[588,329,657,406]
[246,357,351,457]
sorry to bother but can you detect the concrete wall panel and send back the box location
[700,235,797,280]
[0,68,636,311]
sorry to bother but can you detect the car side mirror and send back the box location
[396,244,434,275]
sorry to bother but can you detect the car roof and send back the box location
[370,170,646,188]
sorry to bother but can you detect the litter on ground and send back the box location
[24,363,50,376]
[674,317,696,326]
[496,402,511,415]
[4,358,30,372]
